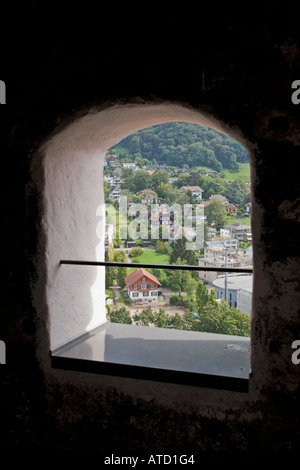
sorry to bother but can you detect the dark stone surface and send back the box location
[1,5,300,451]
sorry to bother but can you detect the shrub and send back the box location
[109,307,132,325]
[129,247,144,258]
[170,295,179,305]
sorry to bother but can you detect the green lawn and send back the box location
[223,163,251,181]
[226,217,251,226]
[128,249,170,272]
[106,145,130,157]
[138,249,170,264]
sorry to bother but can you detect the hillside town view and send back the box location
[104,122,252,337]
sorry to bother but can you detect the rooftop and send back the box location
[125,268,161,287]
[213,274,253,292]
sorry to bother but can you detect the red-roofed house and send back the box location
[107,154,118,162]
[124,268,161,300]
[180,185,203,200]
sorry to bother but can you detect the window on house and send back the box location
[47,106,252,392]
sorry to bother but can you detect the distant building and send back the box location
[224,222,252,241]
[206,237,238,250]
[104,175,122,186]
[209,194,229,204]
[225,203,239,214]
[124,268,161,300]
[138,189,158,204]
[245,245,253,260]
[207,227,217,238]
[213,274,253,313]
[220,228,231,238]
[237,285,253,315]
[150,208,174,231]
[198,248,252,285]
[108,186,121,202]
[107,154,118,162]
[245,202,252,214]
[180,186,203,200]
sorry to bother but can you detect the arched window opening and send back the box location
[42,103,253,391]
[103,122,252,340]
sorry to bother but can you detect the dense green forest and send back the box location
[116,122,249,172]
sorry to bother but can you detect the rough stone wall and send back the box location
[1,6,300,451]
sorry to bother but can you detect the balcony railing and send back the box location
[60,259,253,274]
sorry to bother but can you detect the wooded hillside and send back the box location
[116,122,249,172]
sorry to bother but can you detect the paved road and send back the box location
[110,285,121,300]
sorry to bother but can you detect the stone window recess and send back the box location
[39,102,252,391]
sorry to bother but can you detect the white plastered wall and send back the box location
[42,102,247,350]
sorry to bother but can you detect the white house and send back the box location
[206,237,238,250]
[138,189,158,204]
[220,228,231,238]
[180,185,203,200]
[224,222,252,241]
[108,186,121,202]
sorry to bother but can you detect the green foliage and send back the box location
[153,308,170,328]
[169,238,197,266]
[168,313,186,330]
[147,267,169,286]
[133,307,155,326]
[168,258,191,296]
[109,296,250,337]
[170,295,179,305]
[117,122,249,171]
[155,240,172,255]
[225,179,247,205]
[109,307,132,325]
[205,198,228,230]
[194,284,250,336]
[129,247,144,258]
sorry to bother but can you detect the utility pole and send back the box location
[224,246,228,303]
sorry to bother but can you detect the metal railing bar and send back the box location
[60,259,253,274]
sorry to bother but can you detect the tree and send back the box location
[205,198,227,230]
[109,307,132,325]
[105,266,116,289]
[195,281,210,312]
[168,258,189,297]
[194,303,221,333]
[113,251,127,289]
[169,237,197,266]
[170,295,179,305]
[153,308,170,328]
[225,179,247,205]
[218,298,250,336]
[129,247,144,258]
[184,275,198,311]
[133,307,155,326]
[133,171,151,192]
[151,170,170,189]
[168,313,186,330]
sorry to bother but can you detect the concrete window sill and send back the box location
[51,322,250,392]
